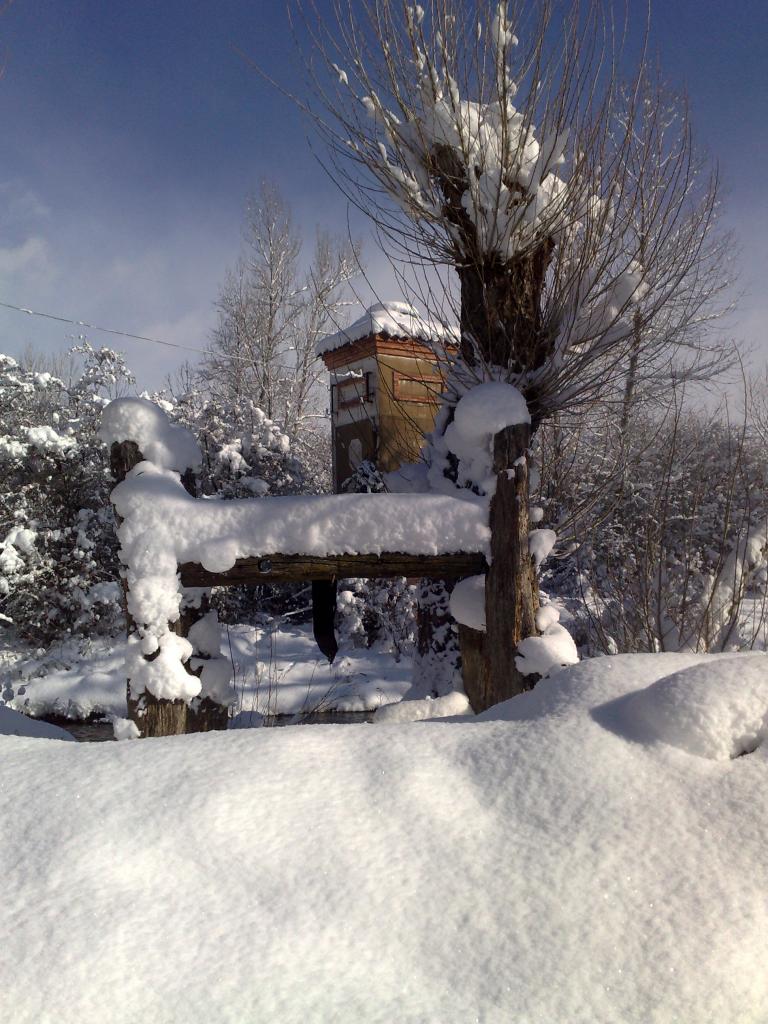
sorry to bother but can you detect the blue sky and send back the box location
[0,0,765,389]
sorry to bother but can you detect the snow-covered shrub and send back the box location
[0,345,132,644]
[336,576,416,661]
[409,578,462,698]
[336,459,416,660]
[150,387,331,623]
[536,404,768,654]
[154,390,310,498]
[340,459,386,494]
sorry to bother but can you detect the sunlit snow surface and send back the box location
[2,624,413,720]
[0,704,74,740]
[1,652,767,1023]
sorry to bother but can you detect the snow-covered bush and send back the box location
[536,404,768,654]
[147,387,331,623]
[153,389,311,498]
[409,578,462,698]
[336,576,416,661]
[340,458,386,495]
[336,459,417,660]
[0,345,132,644]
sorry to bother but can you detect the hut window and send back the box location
[333,372,373,411]
[392,370,443,405]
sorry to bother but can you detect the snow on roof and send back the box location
[316,300,459,357]
[3,651,768,1021]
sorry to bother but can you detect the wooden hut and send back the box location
[317,301,457,490]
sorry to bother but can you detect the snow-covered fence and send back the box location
[102,398,491,737]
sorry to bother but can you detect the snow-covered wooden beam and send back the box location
[100,396,494,736]
[179,551,487,587]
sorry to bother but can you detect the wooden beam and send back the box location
[179,551,488,587]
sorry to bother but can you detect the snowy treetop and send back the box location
[316,300,458,356]
[332,3,575,263]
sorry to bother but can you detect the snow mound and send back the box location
[0,705,74,741]
[374,690,471,722]
[453,380,530,436]
[2,652,768,1023]
[625,656,768,761]
[515,604,578,678]
[529,527,557,569]
[112,717,140,741]
[442,381,530,492]
[4,638,128,720]
[99,397,202,472]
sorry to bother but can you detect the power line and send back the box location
[0,297,342,373]
[0,298,212,357]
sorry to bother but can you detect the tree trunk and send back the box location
[312,579,339,663]
[128,691,188,738]
[458,250,552,385]
[454,250,548,710]
[186,697,229,733]
[483,422,540,709]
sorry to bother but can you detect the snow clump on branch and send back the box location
[351,4,572,262]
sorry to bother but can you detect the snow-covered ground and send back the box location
[0,622,413,723]
[1,651,767,1023]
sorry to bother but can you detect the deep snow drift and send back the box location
[2,652,767,1024]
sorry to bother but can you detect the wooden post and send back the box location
[457,623,490,711]
[312,579,339,663]
[482,422,540,709]
[110,440,188,738]
[180,595,230,734]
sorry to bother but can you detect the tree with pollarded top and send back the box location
[292,0,733,706]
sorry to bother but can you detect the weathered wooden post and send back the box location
[109,438,189,737]
[457,422,541,713]
[456,623,490,712]
[105,404,231,738]
[485,421,539,705]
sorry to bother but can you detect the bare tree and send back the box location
[291,0,732,703]
[572,399,768,655]
[205,182,359,438]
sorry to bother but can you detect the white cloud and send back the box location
[0,181,51,228]
[0,236,51,276]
